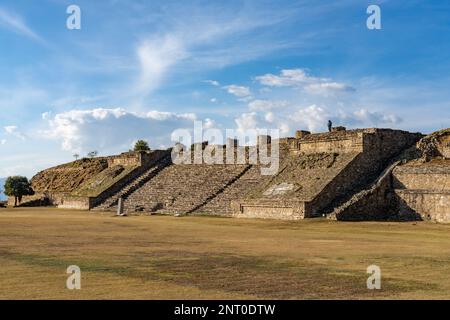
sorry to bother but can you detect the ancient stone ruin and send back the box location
[12,127,450,222]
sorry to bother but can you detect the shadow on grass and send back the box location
[0,249,437,299]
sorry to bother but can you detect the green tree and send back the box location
[4,176,34,207]
[87,151,98,158]
[133,140,151,152]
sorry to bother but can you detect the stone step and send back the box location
[120,164,252,215]
[92,155,172,210]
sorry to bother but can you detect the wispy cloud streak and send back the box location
[0,7,44,43]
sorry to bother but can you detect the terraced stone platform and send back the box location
[15,127,449,222]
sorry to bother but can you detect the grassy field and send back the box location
[1,207,450,299]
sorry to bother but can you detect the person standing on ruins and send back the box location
[328,120,332,132]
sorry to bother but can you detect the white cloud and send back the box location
[4,125,26,140]
[203,118,216,129]
[129,3,298,97]
[4,126,17,134]
[136,35,187,96]
[344,108,402,126]
[145,110,195,121]
[255,68,355,95]
[236,104,402,135]
[248,99,289,111]
[264,112,275,123]
[204,80,220,86]
[234,111,290,140]
[292,105,329,132]
[304,82,355,94]
[0,139,6,145]
[223,85,252,98]
[244,69,401,133]
[235,112,258,132]
[42,112,52,120]
[210,98,217,103]
[256,69,319,87]
[0,7,44,43]
[119,4,312,99]
[42,108,197,154]
[293,106,402,131]
[279,123,291,136]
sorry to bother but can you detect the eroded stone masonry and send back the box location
[13,127,450,222]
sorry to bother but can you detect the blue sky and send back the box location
[0,0,449,178]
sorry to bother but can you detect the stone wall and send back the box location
[329,162,400,221]
[290,128,421,157]
[308,129,422,215]
[396,190,450,222]
[391,161,450,222]
[290,130,364,154]
[361,129,423,162]
[231,129,422,219]
[442,141,450,159]
[107,152,140,167]
[58,196,93,210]
[393,164,450,190]
[327,135,449,222]
[107,151,162,167]
[8,192,67,207]
[231,199,306,220]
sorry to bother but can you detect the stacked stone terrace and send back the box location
[95,140,283,215]
[394,161,450,222]
[10,157,110,207]
[392,129,450,222]
[120,163,251,214]
[16,127,450,223]
[232,128,423,220]
[329,129,450,222]
[195,165,268,215]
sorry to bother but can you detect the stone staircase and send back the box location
[122,163,251,215]
[92,155,172,211]
[328,160,401,220]
[325,144,423,220]
[194,165,265,215]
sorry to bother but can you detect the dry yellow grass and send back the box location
[1,207,450,299]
